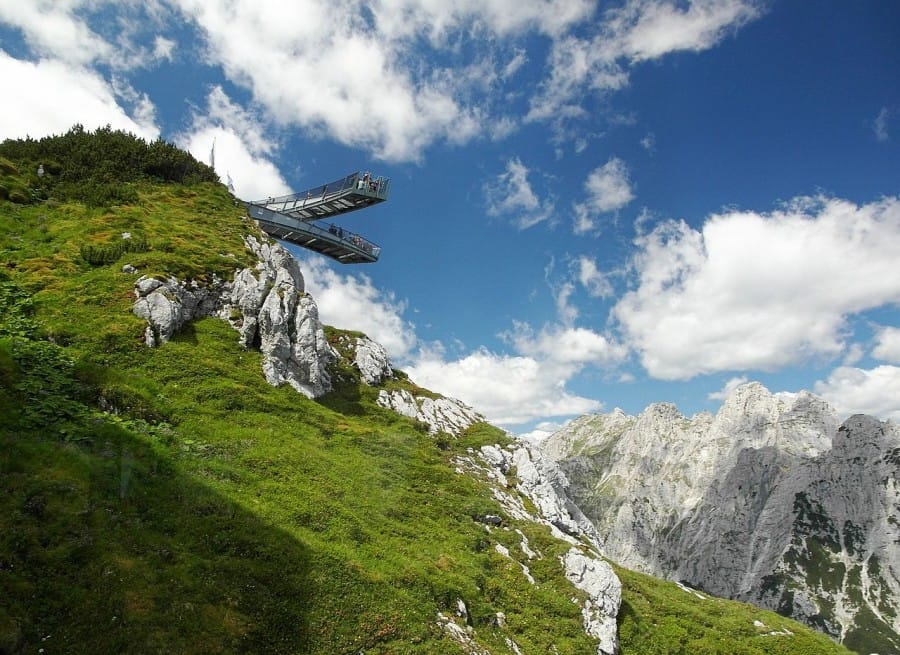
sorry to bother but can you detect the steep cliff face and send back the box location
[542,383,900,654]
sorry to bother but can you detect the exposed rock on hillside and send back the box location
[376,388,483,436]
[133,234,334,398]
[541,382,900,653]
[457,441,622,655]
[352,336,392,385]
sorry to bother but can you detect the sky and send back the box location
[1,1,899,437]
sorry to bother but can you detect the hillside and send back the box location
[0,128,854,654]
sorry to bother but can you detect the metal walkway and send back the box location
[246,171,389,264]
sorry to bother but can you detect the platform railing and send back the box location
[246,202,381,260]
[252,171,390,213]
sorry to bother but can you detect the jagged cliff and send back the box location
[542,383,900,654]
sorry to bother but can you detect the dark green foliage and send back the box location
[79,233,150,266]
[0,125,219,208]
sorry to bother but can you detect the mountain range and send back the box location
[541,382,900,655]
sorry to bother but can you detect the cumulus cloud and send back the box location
[172,0,526,161]
[613,196,900,379]
[0,0,111,66]
[403,321,624,426]
[177,86,289,200]
[873,326,900,363]
[573,157,635,233]
[298,258,418,360]
[484,157,555,229]
[814,366,900,422]
[0,53,159,141]
[608,0,762,62]
[406,345,605,426]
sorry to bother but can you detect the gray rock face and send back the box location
[133,234,334,398]
[133,274,228,347]
[542,382,900,652]
[353,336,392,385]
[457,441,622,654]
[376,389,483,436]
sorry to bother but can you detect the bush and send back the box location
[0,125,220,207]
[79,234,150,266]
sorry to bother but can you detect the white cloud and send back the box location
[814,365,900,422]
[406,346,604,426]
[484,157,554,229]
[0,53,159,141]
[518,420,570,442]
[299,259,418,361]
[577,256,614,298]
[0,0,111,66]
[529,0,762,125]
[505,323,627,367]
[707,375,749,401]
[177,86,289,200]
[573,157,634,234]
[873,107,891,142]
[153,35,176,61]
[873,326,900,363]
[609,0,762,62]
[172,0,518,162]
[613,196,900,379]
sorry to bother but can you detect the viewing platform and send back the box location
[250,172,390,222]
[246,203,381,264]
[246,171,389,264]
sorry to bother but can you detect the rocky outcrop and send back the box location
[542,382,900,653]
[133,274,229,347]
[563,549,622,655]
[353,336,392,385]
[133,234,334,398]
[376,389,483,436]
[461,442,621,655]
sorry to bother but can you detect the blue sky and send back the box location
[1,1,899,436]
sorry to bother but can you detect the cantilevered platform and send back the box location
[246,171,389,264]
[246,203,381,264]
[250,172,390,222]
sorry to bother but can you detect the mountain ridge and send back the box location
[542,382,900,655]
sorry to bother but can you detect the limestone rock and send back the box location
[133,233,334,399]
[353,336,392,385]
[563,548,621,655]
[460,441,622,653]
[376,389,483,436]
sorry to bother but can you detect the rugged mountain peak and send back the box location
[543,382,900,653]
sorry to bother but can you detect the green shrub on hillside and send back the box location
[0,125,219,207]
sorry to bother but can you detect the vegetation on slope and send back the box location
[0,129,854,654]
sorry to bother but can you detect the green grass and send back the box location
[0,131,860,654]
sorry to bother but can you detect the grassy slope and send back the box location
[0,153,853,654]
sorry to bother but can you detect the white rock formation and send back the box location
[132,274,227,347]
[563,548,621,655]
[353,336,392,385]
[376,388,483,436]
[460,442,622,654]
[542,382,900,651]
[133,234,334,398]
